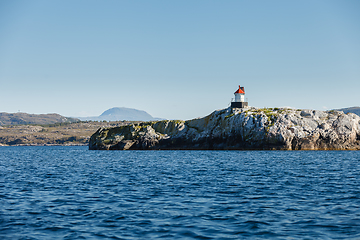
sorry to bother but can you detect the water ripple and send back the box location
[1,147,360,239]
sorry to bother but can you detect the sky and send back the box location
[0,0,359,120]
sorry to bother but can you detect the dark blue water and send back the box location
[1,147,360,239]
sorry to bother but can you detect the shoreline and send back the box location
[0,143,88,147]
[1,144,358,151]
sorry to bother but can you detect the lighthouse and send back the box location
[231,85,248,109]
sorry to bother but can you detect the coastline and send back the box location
[0,121,134,147]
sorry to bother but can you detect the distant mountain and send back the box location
[0,112,79,126]
[333,106,360,116]
[79,107,163,121]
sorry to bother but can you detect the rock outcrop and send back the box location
[89,107,360,150]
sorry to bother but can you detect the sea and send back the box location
[1,146,360,239]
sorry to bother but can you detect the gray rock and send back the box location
[89,108,360,150]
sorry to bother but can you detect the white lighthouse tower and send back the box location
[231,85,248,109]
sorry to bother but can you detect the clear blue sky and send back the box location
[1,0,359,120]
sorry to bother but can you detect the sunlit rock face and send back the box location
[89,107,360,150]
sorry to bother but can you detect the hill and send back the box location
[79,107,162,121]
[333,106,360,116]
[0,112,79,126]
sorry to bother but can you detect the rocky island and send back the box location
[89,107,360,150]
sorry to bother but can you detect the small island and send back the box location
[89,86,360,150]
[89,107,360,150]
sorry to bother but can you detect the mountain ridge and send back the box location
[333,106,360,116]
[79,107,163,121]
[0,112,79,126]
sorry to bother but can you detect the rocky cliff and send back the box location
[89,107,360,150]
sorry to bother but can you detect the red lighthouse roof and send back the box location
[234,85,245,94]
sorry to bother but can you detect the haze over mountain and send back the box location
[79,107,163,122]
